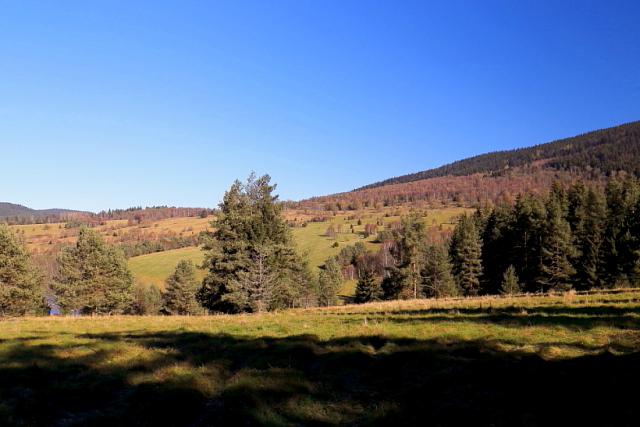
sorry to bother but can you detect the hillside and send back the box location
[0,202,84,221]
[355,120,640,191]
[298,120,639,210]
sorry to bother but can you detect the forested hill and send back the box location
[354,120,640,191]
[0,202,82,220]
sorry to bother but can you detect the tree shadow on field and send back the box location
[379,304,640,331]
[1,328,639,426]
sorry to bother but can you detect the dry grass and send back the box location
[2,290,639,425]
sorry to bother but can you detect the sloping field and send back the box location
[128,246,207,286]
[2,290,638,425]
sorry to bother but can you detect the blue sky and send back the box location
[1,1,639,212]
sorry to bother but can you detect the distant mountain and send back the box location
[354,120,640,191]
[0,202,86,221]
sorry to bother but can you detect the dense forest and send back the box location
[320,176,640,305]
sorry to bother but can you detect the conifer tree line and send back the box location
[352,176,640,303]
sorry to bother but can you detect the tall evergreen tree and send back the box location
[511,193,546,291]
[354,263,380,304]
[537,197,577,292]
[450,213,483,296]
[381,214,426,299]
[197,174,312,313]
[600,178,629,287]
[0,223,44,316]
[51,226,133,315]
[164,259,201,315]
[317,256,343,307]
[480,204,515,294]
[421,242,459,298]
[574,186,605,289]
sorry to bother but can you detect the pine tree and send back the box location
[354,265,380,303]
[574,187,605,289]
[600,178,629,287]
[512,193,546,291]
[317,256,343,306]
[197,174,312,313]
[51,226,134,315]
[480,204,515,295]
[421,242,459,298]
[163,260,201,315]
[500,265,522,296]
[0,223,44,316]
[450,213,483,296]
[381,214,426,299]
[537,197,577,292]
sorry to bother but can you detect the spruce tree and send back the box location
[317,256,343,306]
[450,213,483,296]
[600,178,629,287]
[197,174,311,313]
[0,223,44,316]
[512,193,546,291]
[51,226,134,315]
[537,197,577,292]
[422,242,459,298]
[574,187,605,289]
[354,266,380,303]
[500,265,522,296]
[382,214,426,299]
[163,260,201,315]
[480,204,515,295]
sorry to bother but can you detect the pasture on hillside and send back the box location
[1,290,638,425]
[126,207,470,286]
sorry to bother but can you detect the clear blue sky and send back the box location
[1,1,639,212]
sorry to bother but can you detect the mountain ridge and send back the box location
[353,120,640,192]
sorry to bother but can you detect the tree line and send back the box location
[3,173,640,317]
[351,176,640,303]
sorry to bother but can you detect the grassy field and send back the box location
[2,290,639,425]
[128,246,207,287]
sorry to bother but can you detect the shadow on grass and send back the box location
[366,304,640,331]
[1,326,640,426]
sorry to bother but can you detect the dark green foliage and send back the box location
[163,260,201,315]
[0,223,44,316]
[450,213,483,296]
[480,204,515,295]
[599,177,640,287]
[511,194,546,291]
[197,174,312,313]
[421,242,459,298]
[537,197,577,292]
[51,226,134,315]
[573,186,605,289]
[317,257,343,306]
[500,265,522,295]
[382,214,427,299]
[354,266,380,303]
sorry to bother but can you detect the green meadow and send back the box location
[128,246,207,287]
[2,290,638,425]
